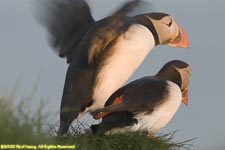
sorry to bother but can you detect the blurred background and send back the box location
[0,0,225,149]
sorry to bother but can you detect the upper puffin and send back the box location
[36,0,189,135]
[91,60,192,135]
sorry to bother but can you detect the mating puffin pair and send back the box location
[37,0,191,135]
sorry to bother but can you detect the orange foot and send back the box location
[93,95,124,119]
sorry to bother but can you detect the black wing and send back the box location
[58,48,94,135]
[93,77,169,114]
[35,0,95,63]
[86,0,150,64]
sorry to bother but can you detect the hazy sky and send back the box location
[0,0,225,149]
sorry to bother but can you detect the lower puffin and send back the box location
[91,60,191,135]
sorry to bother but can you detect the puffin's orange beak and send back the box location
[177,25,189,48]
[170,25,189,48]
[182,88,189,106]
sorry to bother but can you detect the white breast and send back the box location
[133,81,182,132]
[91,24,155,111]
[105,81,182,135]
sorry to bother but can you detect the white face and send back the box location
[147,16,180,45]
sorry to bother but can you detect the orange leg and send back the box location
[93,95,124,119]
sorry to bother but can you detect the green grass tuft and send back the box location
[0,88,194,150]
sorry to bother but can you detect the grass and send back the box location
[0,86,193,150]
[55,126,193,150]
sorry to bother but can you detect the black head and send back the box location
[156,60,192,92]
[134,12,189,48]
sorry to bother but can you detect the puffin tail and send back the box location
[90,124,106,135]
[90,124,98,134]
[57,120,71,136]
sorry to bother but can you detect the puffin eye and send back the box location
[167,19,173,27]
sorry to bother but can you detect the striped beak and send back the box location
[170,25,189,48]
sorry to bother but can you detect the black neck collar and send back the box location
[132,15,159,46]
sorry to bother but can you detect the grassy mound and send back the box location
[0,91,193,150]
[56,128,191,150]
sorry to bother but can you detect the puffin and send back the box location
[91,60,192,135]
[36,0,189,135]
